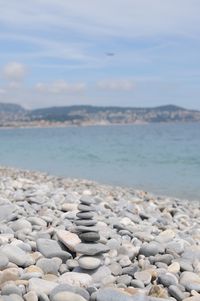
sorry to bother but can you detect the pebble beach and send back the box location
[0,166,200,301]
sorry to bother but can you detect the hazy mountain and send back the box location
[0,103,200,126]
[0,103,25,113]
[0,103,27,123]
[29,104,200,124]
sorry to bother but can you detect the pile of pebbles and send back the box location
[74,197,109,272]
[0,166,200,301]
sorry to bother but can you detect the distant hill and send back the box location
[0,103,200,127]
[0,103,25,113]
[29,104,200,124]
[0,103,27,124]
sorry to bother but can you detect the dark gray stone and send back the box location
[79,232,100,242]
[76,212,94,219]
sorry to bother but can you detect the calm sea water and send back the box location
[0,123,199,200]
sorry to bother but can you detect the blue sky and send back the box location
[0,0,200,109]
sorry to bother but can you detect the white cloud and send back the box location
[1,77,200,110]
[97,79,135,91]
[3,62,27,82]
[35,80,86,94]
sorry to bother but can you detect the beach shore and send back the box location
[0,166,199,301]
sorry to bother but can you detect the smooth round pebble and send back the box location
[78,256,101,270]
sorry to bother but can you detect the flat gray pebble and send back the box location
[140,242,165,257]
[75,243,109,256]
[168,285,185,301]
[116,274,132,286]
[158,273,178,287]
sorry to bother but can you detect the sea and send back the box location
[0,123,199,201]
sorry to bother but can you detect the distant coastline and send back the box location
[0,120,200,130]
[0,103,200,128]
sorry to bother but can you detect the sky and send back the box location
[0,0,200,109]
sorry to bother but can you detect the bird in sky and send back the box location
[105,52,115,56]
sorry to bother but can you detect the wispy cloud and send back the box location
[0,33,95,65]
[35,80,86,94]
[0,1,200,108]
[1,1,200,38]
[97,79,135,91]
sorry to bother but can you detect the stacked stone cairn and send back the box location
[74,196,110,271]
